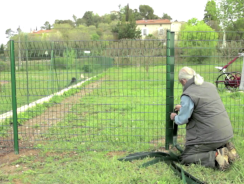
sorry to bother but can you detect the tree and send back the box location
[226,17,244,39]
[110,13,118,21]
[204,0,218,23]
[17,26,22,33]
[216,0,244,30]
[118,4,137,22]
[54,19,75,27]
[93,14,102,27]
[133,9,143,20]
[162,13,172,20]
[203,0,221,31]
[72,14,77,26]
[0,44,4,54]
[179,18,218,64]
[76,18,86,27]
[52,23,74,40]
[125,4,133,21]
[82,11,94,26]
[41,21,51,30]
[101,14,112,24]
[5,28,14,38]
[139,5,154,19]
[118,4,125,20]
[112,15,141,39]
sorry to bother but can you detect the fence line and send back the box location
[0,76,94,123]
[0,32,243,155]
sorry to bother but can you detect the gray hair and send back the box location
[179,67,204,85]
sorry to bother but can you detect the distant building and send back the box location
[31,30,53,34]
[110,11,119,15]
[136,19,185,39]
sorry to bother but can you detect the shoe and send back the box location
[216,147,230,171]
[226,142,239,163]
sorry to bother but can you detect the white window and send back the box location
[158,28,164,35]
[142,28,148,36]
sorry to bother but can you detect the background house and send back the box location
[136,19,184,39]
[170,21,185,40]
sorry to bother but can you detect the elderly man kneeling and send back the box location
[170,67,239,171]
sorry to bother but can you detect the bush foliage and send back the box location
[179,18,218,64]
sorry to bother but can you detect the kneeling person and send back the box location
[170,67,239,171]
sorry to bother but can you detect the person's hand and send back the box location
[170,113,177,120]
[174,105,181,112]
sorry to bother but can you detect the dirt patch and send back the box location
[0,78,104,157]
[0,149,77,180]
[0,149,40,165]
[149,136,185,152]
[12,179,25,184]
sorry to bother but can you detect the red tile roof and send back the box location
[136,19,171,25]
[33,30,53,34]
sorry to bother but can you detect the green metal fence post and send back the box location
[10,40,19,154]
[165,30,175,150]
[25,35,29,104]
[49,42,54,93]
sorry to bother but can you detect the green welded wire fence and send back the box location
[0,39,168,154]
[0,31,244,155]
[174,31,244,147]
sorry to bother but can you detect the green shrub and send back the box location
[145,34,158,39]
[54,57,68,69]
[91,33,100,41]
[82,65,93,72]
[179,18,218,64]
[19,64,48,71]
[54,48,77,69]
[120,57,131,67]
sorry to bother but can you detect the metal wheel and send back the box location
[227,72,241,90]
[233,72,241,80]
[225,73,238,91]
[215,73,230,92]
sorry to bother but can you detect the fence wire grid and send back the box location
[0,31,244,155]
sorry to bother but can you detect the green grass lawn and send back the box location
[29,66,167,152]
[0,67,107,114]
[1,140,244,184]
[0,150,182,184]
[0,64,244,184]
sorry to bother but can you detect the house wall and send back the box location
[170,22,183,32]
[137,22,184,39]
[170,22,184,40]
[137,24,171,39]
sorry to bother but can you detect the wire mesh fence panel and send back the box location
[0,39,168,153]
[1,32,243,154]
[174,31,244,147]
[0,53,13,156]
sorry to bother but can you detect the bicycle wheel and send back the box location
[215,73,229,92]
[225,72,240,91]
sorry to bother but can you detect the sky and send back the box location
[1,0,209,45]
